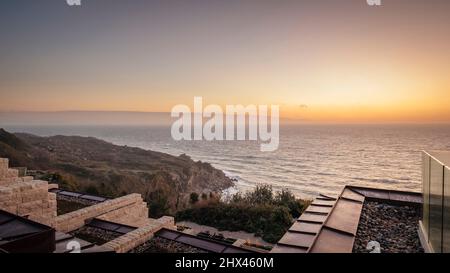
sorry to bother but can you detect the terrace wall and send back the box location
[1,157,176,252]
[53,193,150,232]
[0,158,20,186]
[102,216,175,253]
[97,199,149,227]
[0,159,57,226]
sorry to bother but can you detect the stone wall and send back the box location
[0,159,57,226]
[0,158,21,186]
[1,157,177,252]
[53,193,150,232]
[102,216,175,253]
[97,198,149,227]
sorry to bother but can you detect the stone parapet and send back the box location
[53,193,149,232]
[0,180,57,226]
[48,184,59,190]
[0,158,32,186]
[0,157,176,252]
[97,199,149,228]
[0,158,9,175]
[102,220,168,253]
[155,216,176,229]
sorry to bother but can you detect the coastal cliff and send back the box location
[0,128,233,214]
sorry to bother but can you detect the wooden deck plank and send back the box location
[271,244,308,253]
[342,188,365,203]
[298,212,328,223]
[324,199,363,235]
[278,231,316,248]
[305,205,333,214]
[309,227,355,253]
[289,221,322,234]
[312,199,335,207]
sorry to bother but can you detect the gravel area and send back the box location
[129,237,208,253]
[353,201,423,253]
[56,195,99,215]
[70,226,123,245]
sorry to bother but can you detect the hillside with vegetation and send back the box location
[176,184,311,243]
[0,128,233,214]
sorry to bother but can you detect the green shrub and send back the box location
[176,185,310,243]
[146,189,170,218]
[84,185,100,195]
[275,189,310,218]
[244,184,274,205]
[41,172,79,191]
[176,202,292,243]
[190,192,199,204]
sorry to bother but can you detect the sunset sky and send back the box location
[0,0,449,123]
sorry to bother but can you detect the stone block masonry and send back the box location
[0,159,23,186]
[0,158,9,175]
[102,216,175,253]
[1,157,176,253]
[53,194,151,232]
[0,180,57,226]
[0,159,57,225]
[97,198,149,227]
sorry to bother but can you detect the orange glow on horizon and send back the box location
[1,0,449,123]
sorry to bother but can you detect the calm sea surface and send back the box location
[5,124,450,198]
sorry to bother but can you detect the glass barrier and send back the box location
[422,152,430,239]
[444,166,450,253]
[429,158,443,252]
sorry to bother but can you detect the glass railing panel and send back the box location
[423,152,430,239]
[443,166,450,253]
[429,158,444,252]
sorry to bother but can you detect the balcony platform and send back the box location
[271,185,422,253]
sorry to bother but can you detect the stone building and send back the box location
[0,157,175,253]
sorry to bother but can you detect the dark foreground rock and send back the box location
[353,201,423,253]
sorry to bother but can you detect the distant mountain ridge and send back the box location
[0,128,233,214]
